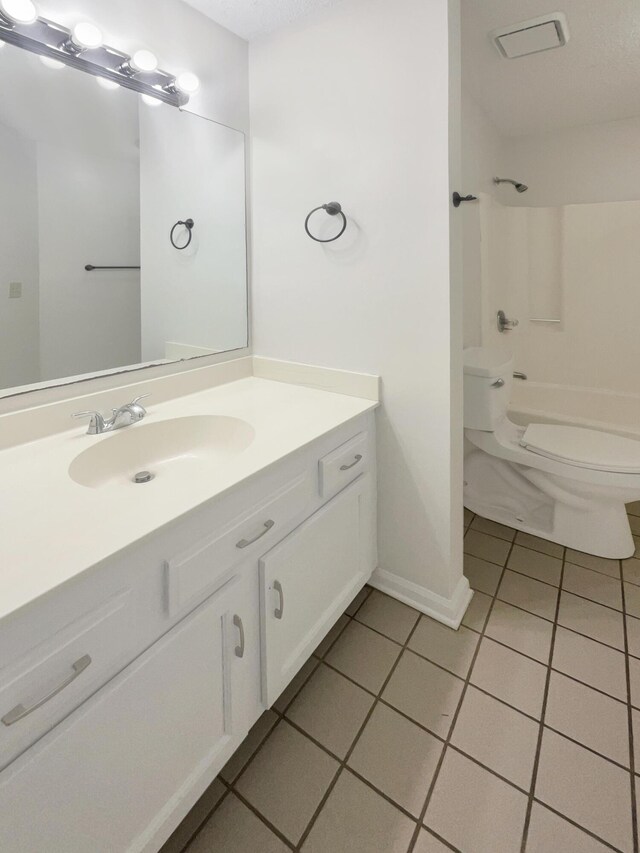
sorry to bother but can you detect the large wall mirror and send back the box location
[0,40,247,397]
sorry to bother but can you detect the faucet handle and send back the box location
[71,410,106,435]
[72,410,102,420]
[131,394,150,407]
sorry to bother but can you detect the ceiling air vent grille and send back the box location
[491,12,570,59]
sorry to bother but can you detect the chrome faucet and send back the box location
[72,395,150,435]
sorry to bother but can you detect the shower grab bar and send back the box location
[85,265,141,271]
[529,318,560,323]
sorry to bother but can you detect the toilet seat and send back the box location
[520,424,640,474]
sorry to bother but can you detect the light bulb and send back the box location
[131,49,157,73]
[71,21,102,50]
[40,55,65,69]
[175,72,199,94]
[141,93,162,107]
[0,0,38,25]
[97,76,119,90]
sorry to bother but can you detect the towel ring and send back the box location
[170,218,194,250]
[304,202,347,243]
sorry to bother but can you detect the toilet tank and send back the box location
[463,347,514,431]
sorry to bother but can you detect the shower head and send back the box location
[493,177,528,193]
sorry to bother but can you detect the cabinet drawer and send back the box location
[0,589,135,770]
[318,431,368,498]
[166,471,314,617]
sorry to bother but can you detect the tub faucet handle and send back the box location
[497,310,519,333]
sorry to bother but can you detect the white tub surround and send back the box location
[0,362,378,851]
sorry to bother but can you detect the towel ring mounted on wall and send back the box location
[304,202,347,243]
[170,218,195,250]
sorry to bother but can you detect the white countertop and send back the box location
[0,376,377,623]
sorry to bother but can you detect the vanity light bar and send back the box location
[0,13,191,107]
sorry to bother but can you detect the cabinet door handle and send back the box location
[273,580,284,619]
[2,654,92,727]
[340,454,363,471]
[236,519,275,549]
[233,614,245,658]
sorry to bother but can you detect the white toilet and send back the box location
[463,347,640,558]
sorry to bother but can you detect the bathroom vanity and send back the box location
[0,368,377,851]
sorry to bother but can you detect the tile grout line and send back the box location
[406,535,519,853]
[290,608,425,851]
[621,560,639,853]
[519,546,566,852]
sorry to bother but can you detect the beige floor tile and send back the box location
[463,507,474,526]
[470,515,516,542]
[326,620,401,694]
[161,780,226,853]
[526,803,612,853]
[562,563,623,611]
[552,626,627,701]
[187,793,290,853]
[345,585,372,617]
[301,770,415,853]
[498,570,558,621]
[630,515,640,536]
[557,592,625,650]
[635,536,640,557]
[471,637,547,718]
[463,554,503,595]
[461,590,492,632]
[629,655,640,709]
[451,686,539,790]
[464,529,511,565]
[286,664,374,759]
[425,747,528,853]
[412,829,452,852]
[221,711,279,783]
[632,709,640,768]
[408,616,479,677]
[624,581,640,618]
[313,614,350,658]
[485,600,553,663]
[535,729,633,852]
[622,557,640,586]
[235,721,338,844]
[565,549,620,579]
[627,501,640,517]
[355,590,420,644]
[382,650,464,737]
[626,614,640,658]
[507,545,562,586]
[545,671,630,766]
[273,657,319,713]
[348,703,442,817]
[515,531,564,558]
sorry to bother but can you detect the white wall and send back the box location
[250,0,467,618]
[37,144,141,381]
[504,116,640,208]
[0,124,40,390]
[140,108,247,361]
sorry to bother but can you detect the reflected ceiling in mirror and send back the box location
[0,40,248,397]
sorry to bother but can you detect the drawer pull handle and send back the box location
[2,654,92,727]
[233,614,245,658]
[340,454,363,471]
[273,580,284,619]
[236,519,275,549]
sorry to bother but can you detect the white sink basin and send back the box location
[69,415,255,488]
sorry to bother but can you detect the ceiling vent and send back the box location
[491,12,570,59]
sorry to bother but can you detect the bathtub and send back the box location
[509,381,640,441]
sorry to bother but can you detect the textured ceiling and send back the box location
[462,0,640,137]
[182,0,346,41]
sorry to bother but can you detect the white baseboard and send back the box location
[369,568,473,629]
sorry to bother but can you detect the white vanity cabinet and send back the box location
[0,413,376,852]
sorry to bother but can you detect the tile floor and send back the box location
[161,504,640,853]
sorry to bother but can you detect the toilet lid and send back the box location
[520,423,640,473]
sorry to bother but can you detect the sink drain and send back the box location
[133,470,155,484]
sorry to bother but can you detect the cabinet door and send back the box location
[260,476,372,705]
[0,578,248,853]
